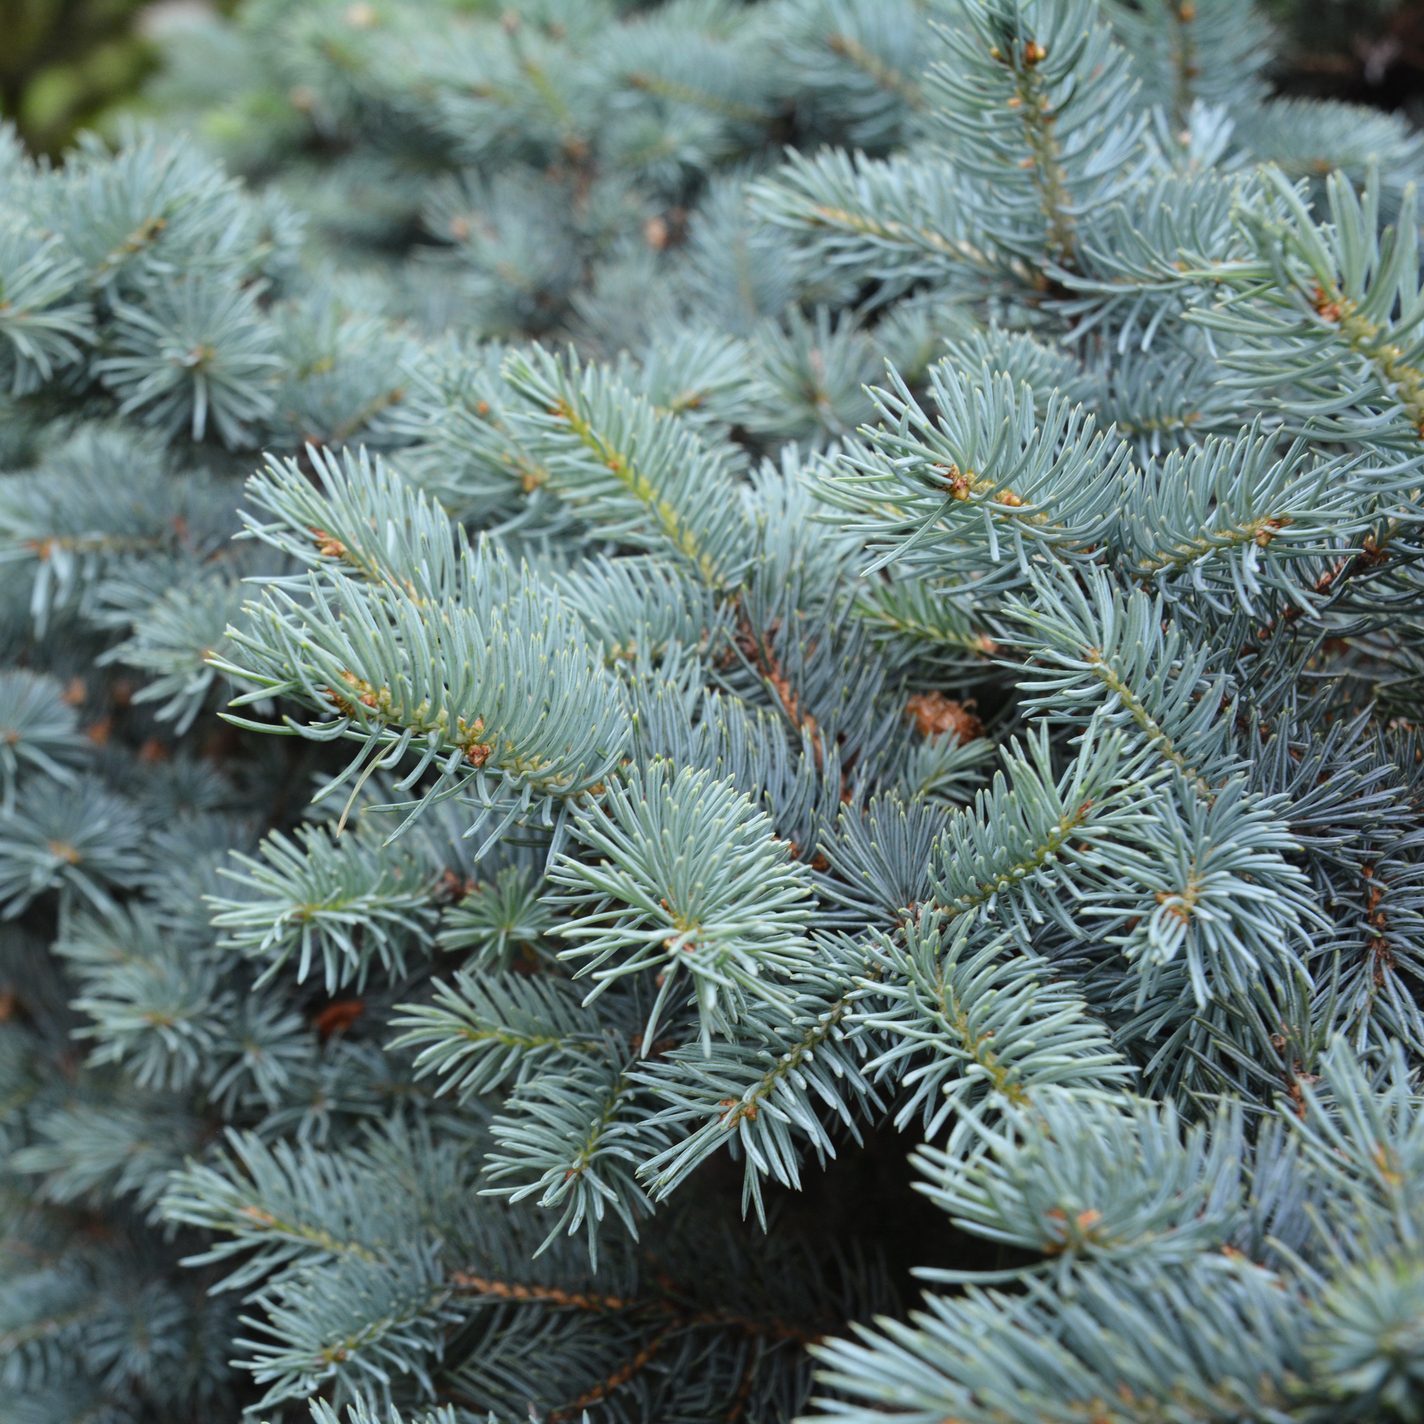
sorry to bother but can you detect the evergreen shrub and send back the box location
[3,1,1424,1420]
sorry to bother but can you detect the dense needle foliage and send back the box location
[3,1,1424,1421]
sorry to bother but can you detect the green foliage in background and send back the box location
[0,0,156,154]
[3,1,1424,1422]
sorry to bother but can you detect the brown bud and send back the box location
[313,998,364,1039]
[905,691,984,741]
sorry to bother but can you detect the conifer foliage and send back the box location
[4,1,1424,1420]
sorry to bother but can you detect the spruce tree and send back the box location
[3,1,1424,1421]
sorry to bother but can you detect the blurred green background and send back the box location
[0,0,1422,157]
[0,0,157,154]
[0,0,230,155]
